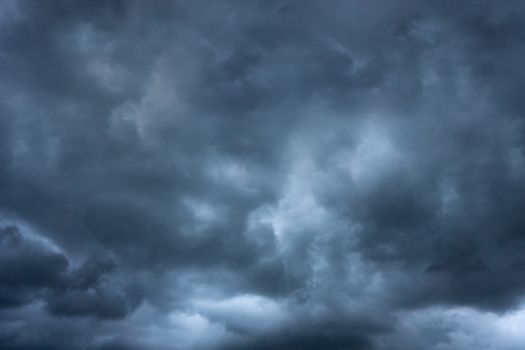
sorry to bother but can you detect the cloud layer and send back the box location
[1,1,525,349]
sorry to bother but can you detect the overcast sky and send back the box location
[1,1,525,349]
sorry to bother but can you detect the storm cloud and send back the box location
[1,0,525,349]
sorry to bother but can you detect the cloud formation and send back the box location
[1,0,525,349]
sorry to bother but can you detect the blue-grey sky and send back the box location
[1,1,525,349]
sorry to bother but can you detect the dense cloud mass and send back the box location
[1,0,525,349]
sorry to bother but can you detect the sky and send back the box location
[1,1,525,349]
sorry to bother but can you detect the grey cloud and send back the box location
[0,224,142,320]
[0,226,68,289]
[1,0,525,349]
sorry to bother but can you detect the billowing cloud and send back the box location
[1,0,525,349]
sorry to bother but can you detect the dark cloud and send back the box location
[0,226,68,289]
[0,224,142,321]
[1,0,525,349]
